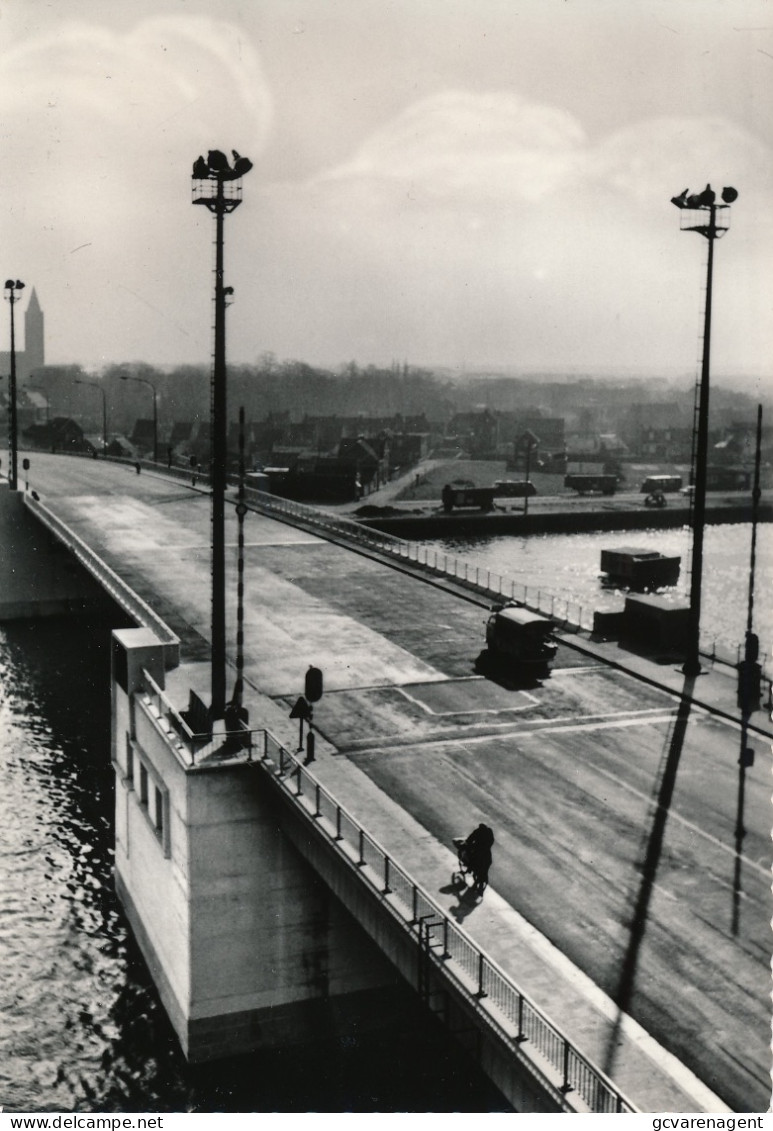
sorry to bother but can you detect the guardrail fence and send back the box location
[135,665,635,1111]
[242,486,772,685]
[257,728,636,1114]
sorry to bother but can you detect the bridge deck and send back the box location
[19,455,770,1113]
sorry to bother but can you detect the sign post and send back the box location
[289,696,311,752]
[303,666,323,764]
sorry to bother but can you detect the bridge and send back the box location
[1,453,769,1113]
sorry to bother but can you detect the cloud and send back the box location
[0,17,272,156]
[1,19,769,379]
[589,116,773,210]
[312,89,772,218]
[314,90,587,204]
[0,17,272,363]
[257,89,773,373]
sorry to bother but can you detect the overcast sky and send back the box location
[1,0,771,387]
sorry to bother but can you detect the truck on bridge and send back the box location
[483,603,558,677]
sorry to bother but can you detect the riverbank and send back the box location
[355,497,771,539]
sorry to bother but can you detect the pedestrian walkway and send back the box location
[232,665,732,1113]
[210,599,757,1115]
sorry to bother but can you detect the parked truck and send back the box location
[442,483,496,512]
[639,475,682,494]
[564,474,617,496]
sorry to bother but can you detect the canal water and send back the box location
[422,523,773,664]
[0,614,509,1113]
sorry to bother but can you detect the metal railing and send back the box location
[22,461,767,681]
[255,727,636,1113]
[133,668,635,1109]
[139,668,261,767]
[241,486,597,631]
[240,486,771,677]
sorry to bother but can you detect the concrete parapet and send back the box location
[24,491,180,667]
[113,644,398,1065]
[0,487,109,619]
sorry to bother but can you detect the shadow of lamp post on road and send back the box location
[732,402,763,937]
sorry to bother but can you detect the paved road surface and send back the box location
[18,454,771,1111]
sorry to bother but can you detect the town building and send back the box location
[0,288,45,382]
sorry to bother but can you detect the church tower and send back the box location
[23,288,45,379]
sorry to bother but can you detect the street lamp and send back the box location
[191,148,253,721]
[75,378,108,456]
[520,429,539,518]
[120,372,158,462]
[4,279,25,490]
[670,184,737,676]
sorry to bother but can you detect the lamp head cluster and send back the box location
[4,279,25,301]
[671,184,738,210]
[192,149,253,182]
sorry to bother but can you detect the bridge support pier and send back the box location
[111,628,400,1063]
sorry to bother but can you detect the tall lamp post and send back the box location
[670,184,737,676]
[4,279,25,490]
[120,372,158,462]
[191,148,253,721]
[75,378,108,456]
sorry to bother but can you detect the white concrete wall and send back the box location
[113,630,192,1042]
[185,761,395,1029]
[112,628,395,1062]
[113,630,562,1105]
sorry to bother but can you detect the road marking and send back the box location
[351,713,768,874]
[518,706,676,729]
[583,755,770,879]
[553,664,610,674]
[341,706,678,748]
[395,685,539,716]
[349,708,676,753]
[533,714,676,736]
[226,540,321,547]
